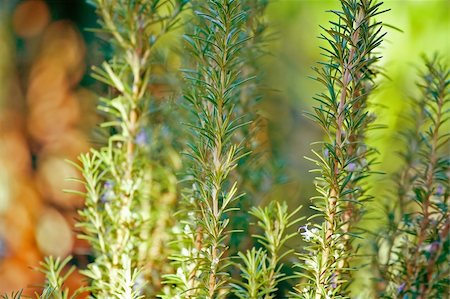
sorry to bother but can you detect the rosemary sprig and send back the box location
[377,55,449,298]
[295,0,386,297]
[2,257,84,299]
[163,1,250,298]
[74,0,186,297]
[35,256,85,299]
[232,202,303,299]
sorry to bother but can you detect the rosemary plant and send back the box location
[232,201,303,299]
[3,1,450,298]
[376,56,449,298]
[162,1,253,298]
[294,0,386,297]
[1,292,22,299]
[72,0,186,297]
[2,257,78,299]
[35,256,81,299]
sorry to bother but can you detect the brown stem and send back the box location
[208,244,218,298]
[206,12,230,297]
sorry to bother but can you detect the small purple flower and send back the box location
[435,185,444,196]
[397,282,406,293]
[429,241,440,254]
[104,180,114,189]
[330,273,337,288]
[135,130,148,146]
[101,180,115,203]
[347,162,357,172]
[324,148,329,158]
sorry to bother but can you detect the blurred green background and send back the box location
[0,0,448,296]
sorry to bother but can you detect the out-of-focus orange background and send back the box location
[0,0,98,295]
[0,0,448,296]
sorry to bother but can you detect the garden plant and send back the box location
[2,0,448,298]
